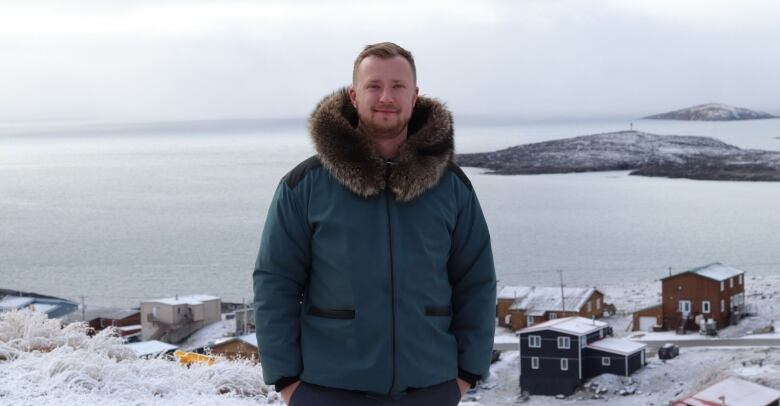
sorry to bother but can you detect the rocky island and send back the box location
[643,103,776,121]
[456,131,780,181]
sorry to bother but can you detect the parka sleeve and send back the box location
[447,185,497,384]
[253,180,311,387]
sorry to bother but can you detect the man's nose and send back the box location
[379,88,394,103]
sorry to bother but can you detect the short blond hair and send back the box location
[352,42,416,84]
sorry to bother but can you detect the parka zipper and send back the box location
[384,160,397,395]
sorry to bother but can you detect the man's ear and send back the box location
[348,86,357,108]
[413,86,419,107]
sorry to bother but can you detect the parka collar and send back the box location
[308,87,454,202]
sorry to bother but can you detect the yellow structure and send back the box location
[174,350,216,366]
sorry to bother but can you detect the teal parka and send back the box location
[253,88,496,396]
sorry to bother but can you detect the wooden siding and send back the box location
[210,341,259,362]
[661,272,745,330]
[632,304,663,331]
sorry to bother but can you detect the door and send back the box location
[678,300,692,317]
[639,316,656,332]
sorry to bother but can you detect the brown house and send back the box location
[209,333,259,362]
[632,263,746,332]
[497,286,606,331]
[87,309,142,339]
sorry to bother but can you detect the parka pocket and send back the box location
[425,305,452,317]
[308,305,356,320]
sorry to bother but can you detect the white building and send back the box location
[140,294,221,343]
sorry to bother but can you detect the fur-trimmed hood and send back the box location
[308,87,455,202]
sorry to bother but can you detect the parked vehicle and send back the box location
[658,343,679,360]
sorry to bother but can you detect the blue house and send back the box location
[0,296,78,319]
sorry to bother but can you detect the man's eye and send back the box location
[368,85,380,89]
[393,84,405,89]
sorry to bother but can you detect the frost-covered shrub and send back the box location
[0,310,273,405]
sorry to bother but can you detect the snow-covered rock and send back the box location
[456,130,780,181]
[644,103,777,121]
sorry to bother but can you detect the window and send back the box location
[560,358,569,371]
[730,278,734,288]
[587,301,592,312]
[599,329,604,338]
[721,299,725,312]
[596,298,601,310]
[602,357,611,366]
[527,316,534,326]
[528,335,541,348]
[702,301,711,314]
[557,336,570,349]
[739,274,743,285]
[531,357,539,369]
[581,336,587,347]
[549,312,558,320]
[720,281,724,292]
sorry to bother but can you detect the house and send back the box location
[85,309,142,340]
[227,307,254,335]
[0,295,78,319]
[140,294,221,344]
[208,333,259,362]
[632,263,746,332]
[497,286,606,331]
[125,340,179,358]
[674,377,780,406]
[517,317,646,396]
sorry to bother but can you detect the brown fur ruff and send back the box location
[308,87,454,202]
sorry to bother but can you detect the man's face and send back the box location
[349,55,419,139]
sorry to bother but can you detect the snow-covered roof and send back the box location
[147,294,221,306]
[505,286,599,313]
[212,333,258,348]
[30,304,57,314]
[0,296,35,310]
[690,263,744,282]
[179,319,235,351]
[497,286,532,300]
[115,324,142,332]
[124,340,178,357]
[587,337,646,356]
[666,262,745,282]
[520,316,608,336]
[679,377,780,406]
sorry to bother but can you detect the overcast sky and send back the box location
[2,0,779,122]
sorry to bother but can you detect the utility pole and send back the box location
[81,295,86,321]
[242,297,248,334]
[558,269,566,314]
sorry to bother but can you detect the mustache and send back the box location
[372,105,400,113]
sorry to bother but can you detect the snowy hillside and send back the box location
[644,103,776,121]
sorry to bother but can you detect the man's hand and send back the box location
[456,378,470,397]
[280,380,300,405]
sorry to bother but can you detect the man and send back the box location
[253,42,496,405]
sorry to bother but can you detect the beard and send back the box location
[356,103,411,140]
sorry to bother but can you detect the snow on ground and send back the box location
[179,318,236,351]
[2,272,779,405]
[0,310,273,406]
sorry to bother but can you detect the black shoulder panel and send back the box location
[447,162,473,191]
[284,155,322,189]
